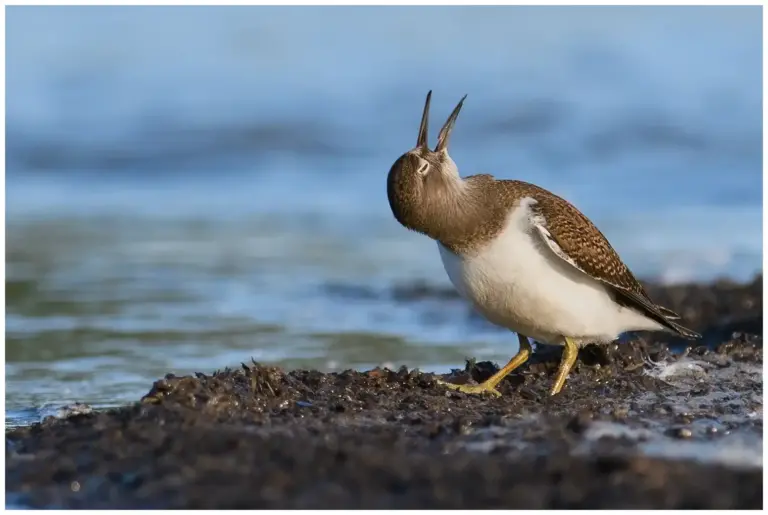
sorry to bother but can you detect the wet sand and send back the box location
[6,277,763,509]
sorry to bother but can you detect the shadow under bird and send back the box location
[386,91,701,397]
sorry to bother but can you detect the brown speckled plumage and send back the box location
[386,91,700,340]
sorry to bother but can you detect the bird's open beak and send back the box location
[436,94,467,152]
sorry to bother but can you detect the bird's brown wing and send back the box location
[498,180,699,339]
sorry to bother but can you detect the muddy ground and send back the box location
[6,276,764,509]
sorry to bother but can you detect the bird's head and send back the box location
[386,91,467,233]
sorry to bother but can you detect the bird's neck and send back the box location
[413,171,488,248]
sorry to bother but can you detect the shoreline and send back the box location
[6,331,762,509]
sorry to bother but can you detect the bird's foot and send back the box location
[436,379,502,397]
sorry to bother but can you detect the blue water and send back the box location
[7,6,762,283]
[5,6,763,427]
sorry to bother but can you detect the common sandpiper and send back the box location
[386,91,700,396]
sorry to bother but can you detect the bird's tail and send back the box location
[656,305,701,339]
[613,288,701,340]
[656,305,681,320]
[661,316,701,340]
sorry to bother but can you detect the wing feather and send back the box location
[521,193,700,340]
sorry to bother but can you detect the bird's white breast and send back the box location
[437,197,662,345]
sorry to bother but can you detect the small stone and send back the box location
[668,427,693,439]
[426,423,443,438]
[518,388,539,401]
[566,412,594,434]
[454,419,473,435]
[366,368,385,379]
[613,407,629,419]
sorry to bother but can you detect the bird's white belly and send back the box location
[437,204,660,345]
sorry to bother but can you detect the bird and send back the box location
[386,91,701,397]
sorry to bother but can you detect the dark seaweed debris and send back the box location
[6,335,762,509]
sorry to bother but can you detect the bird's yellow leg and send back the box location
[550,337,579,396]
[438,334,532,397]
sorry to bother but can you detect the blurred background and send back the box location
[5,6,762,425]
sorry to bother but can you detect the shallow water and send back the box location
[5,6,762,432]
[5,214,511,426]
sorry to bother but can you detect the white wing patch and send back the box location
[519,196,589,276]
